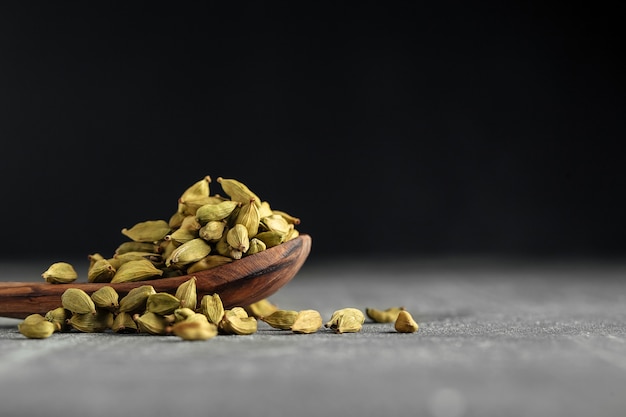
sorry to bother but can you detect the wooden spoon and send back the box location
[0,234,311,320]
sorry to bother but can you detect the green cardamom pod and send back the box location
[198,220,226,242]
[165,238,212,268]
[216,177,262,208]
[112,311,139,333]
[145,292,182,315]
[118,285,156,313]
[61,288,97,315]
[87,258,117,283]
[291,309,323,334]
[261,309,299,330]
[186,254,233,274]
[226,223,249,253]
[325,307,365,334]
[195,200,240,224]
[199,293,224,324]
[246,238,266,255]
[110,259,164,283]
[234,201,260,238]
[121,219,171,243]
[175,276,197,311]
[134,311,170,335]
[90,286,120,311]
[18,314,58,339]
[45,307,72,332]
[41,262,78,284]
[69,309,114,333]
[114,241,161,256]
[171,318,218,341]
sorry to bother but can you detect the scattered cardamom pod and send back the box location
[69,309,114,333]
[325,308,365,334]
[394,310,419,333]
[41,262,78,284]
[365,306,405,323]
[118,285,157,313]
[244,298,278,319]
[45,307,72,332]
[18,314,58,339]
[291,309,323,334]
[171,318,218,341]
[134,312,170,335]
[145,292,182,315]
[199,293,225,324]
[112,311,139,333]
[260,309,299,330]
[175,276,197,310]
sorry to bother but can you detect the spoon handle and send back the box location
[0,234,311,320]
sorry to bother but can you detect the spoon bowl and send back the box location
[0,234,311,320]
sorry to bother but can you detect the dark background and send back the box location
[1,2,625,265]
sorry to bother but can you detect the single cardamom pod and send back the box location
[173,307,197,322]
[175,276,197,310]
[61,288,97,315]
[41,262,78,284]
[220,313,258,335]
[260,309,299,330]
[118,285,156,313]
[246,238,266,255]
[69,310,114,333]
[365,306,405,323]
[18,315,58,339]
[87,258,117,283]
[134,312,170,335]
[271,209,301,225]
[165,228,198,245]
[226,223,249,253]
[198,220,227,242]
[179,176,211,206]
[234,201,260,238]
[114,251,163,265]
[199,293,225,324]
[165,238,212,268]
[244,298,278,319]
[253,230,285,248]
[216,177,262,208]
[114,241,161,255]
[291,309,323,334]
[186,254,233,274]
[45,307,72,332]
[394,310,419,333]
[112,311,139,333]
[260,214,291,235]
[325,307,365,334]
[195,200,240,224]
[88,253,105,268]
[121,219,171,243]
[180,195,225,216]
[171,319,218,341]
[110,259,164,283]
[145,292,182,315]
[90,286,120,311]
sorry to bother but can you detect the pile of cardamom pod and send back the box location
[41,176,301,285]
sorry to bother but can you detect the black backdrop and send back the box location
[1,2,624,264]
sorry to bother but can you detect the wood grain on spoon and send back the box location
[0,234,311,320]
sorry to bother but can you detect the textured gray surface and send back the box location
[1,259,625,417]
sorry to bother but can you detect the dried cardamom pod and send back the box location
[325,308,365,334]
[45,307,72,332]
[118,285,156,313]
[134,312,170,335]
[61,288,97,315]
[394,310,419,333]
[114,251,163,265]
[247,238,266,255]
[88,253,105,268]
[165,228,197,245]
[234,201,260,238]
[114,241,161,255]
[69,310,114,333]
[173,307,197,323]
[175,276,197,310]
[186,254,233,274]
[121,219,171,243]
[87,258,117,283]
[260,214,291,235]
[283,225,299,242]
[271,209,301,225]
[291,309,323,334]
[18,314,58,339]
[110,259,164,283]
[253,230,285,248]
[180,195,225,216]
[198,220,227,242]
[90,286,120,311]
[179,176,211,206]
[195,200,240,224]
[258,201,273,218]
[111,311,137,333]
[244,298,278,319]
[165,237,212,268]
[260,309,299,330]
[171,318,218,341]
[199,293,225,324]
[365,306,405,323]
[220,312,257,335]
[41,262,78,284]
[145,292,182,315]
[226,223,249,253]
[216,177,262,208]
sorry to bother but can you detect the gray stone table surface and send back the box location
[1,258,625,417]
